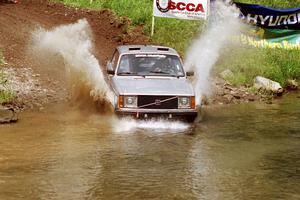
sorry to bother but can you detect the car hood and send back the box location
[112,77,194,96]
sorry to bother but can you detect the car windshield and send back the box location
[117,54,185,77]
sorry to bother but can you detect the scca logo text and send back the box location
[169,1,205,12]
[156,0,205,13]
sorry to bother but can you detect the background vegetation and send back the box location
[57,0,300,86]
[0,50,14,104]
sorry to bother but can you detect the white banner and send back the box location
[153,0,209,20]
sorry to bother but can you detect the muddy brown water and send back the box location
[0,93,299,200]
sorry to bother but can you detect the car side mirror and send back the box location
[107,62,115,75]
[186,71,194,76]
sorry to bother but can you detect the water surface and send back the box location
[0,93,299,200]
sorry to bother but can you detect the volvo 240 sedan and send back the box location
[106,45,198,122]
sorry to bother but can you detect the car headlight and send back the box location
[178,96,195,109]
[123,96,138,108]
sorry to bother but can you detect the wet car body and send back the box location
[106,45,198,122]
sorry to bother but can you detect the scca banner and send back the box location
[153,0,209,20]
[235,2,300,30]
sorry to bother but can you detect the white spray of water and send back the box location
[113,118,190,134]
[185,1,243,105]
[30,19,114,105]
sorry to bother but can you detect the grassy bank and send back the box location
[57,0,203,55]
[215,46,300,86]
[58,0,300,87]
[0,72,14,104]
[0,50,14,104]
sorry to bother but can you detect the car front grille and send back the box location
[137,95,178,109]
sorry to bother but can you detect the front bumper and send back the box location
[115,108,198,121]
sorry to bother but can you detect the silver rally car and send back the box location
[106,45,198,122]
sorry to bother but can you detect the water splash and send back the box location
[30,19,114,105]
[185,1,244,105]
[113,118,190,134]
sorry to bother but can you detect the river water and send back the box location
[0,93,299,200]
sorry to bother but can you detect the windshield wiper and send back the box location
[117,72,137,75]
[149,70,170,74]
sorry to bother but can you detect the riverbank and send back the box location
[0,66,62,110]
[0,0,299,113]
[1,63,298,112]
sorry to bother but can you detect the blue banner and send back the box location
[235,2,300,30]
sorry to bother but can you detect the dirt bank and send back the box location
[0,0,148,67]
[0,0,148,109]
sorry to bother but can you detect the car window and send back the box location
[111,50,120,70]
[117,54,185,77]
[118,55,130,73]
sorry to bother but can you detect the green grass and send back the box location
[56,0,103,9]
[56,0,203,55]
[216,0,300,86]
[0,50,14,104]
[0,92,14,104]
[215,45,300,86]
[57,0,300,87]
[98,0,204,55]
[0,71,14,104]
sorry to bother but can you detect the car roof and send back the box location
[116,45,179,56]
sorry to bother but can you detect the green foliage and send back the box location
[56,0,103,9]
[100,0,151,25]
[98,0,203,54]
[56,0,202,55]
[218,0,300,86]
[0,71,14,104]
[0,51,14,104]
[151,18,203,55]
[215,45,300,86]
[58,0,300,86]
[0,91,14,104]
